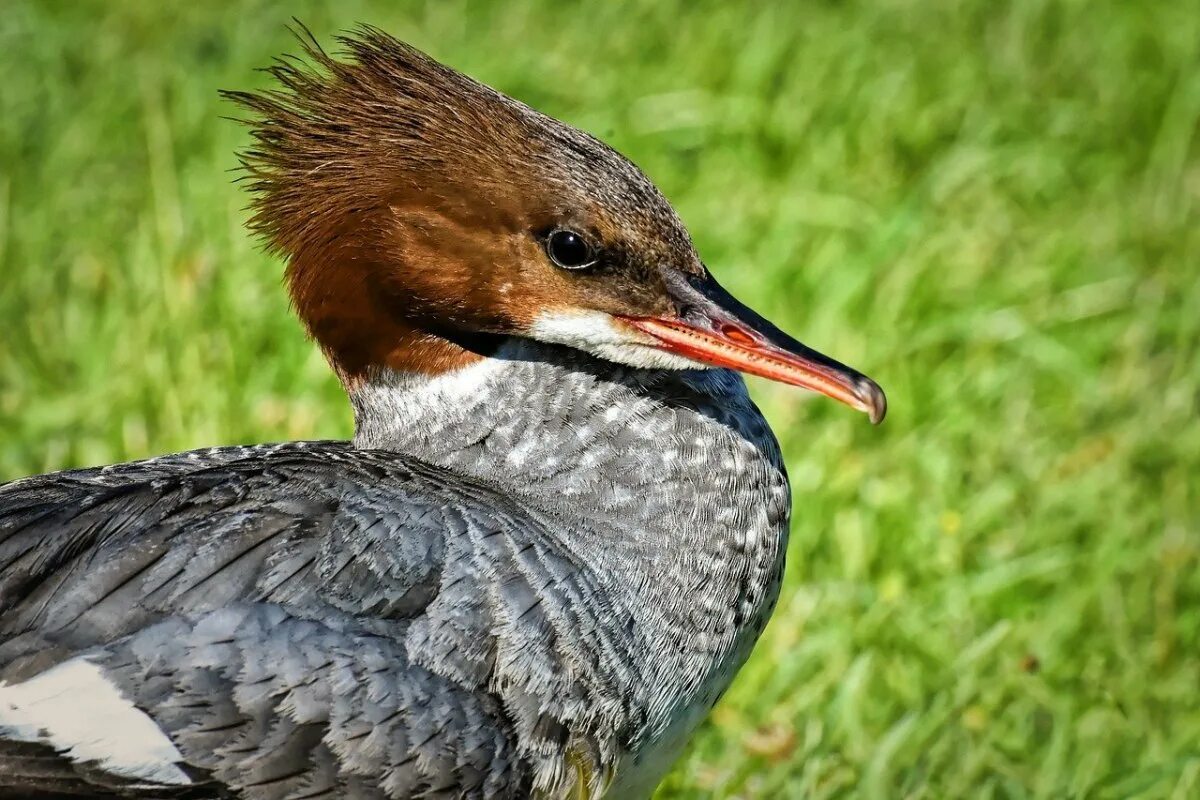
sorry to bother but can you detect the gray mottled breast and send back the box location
[353,341,791,794]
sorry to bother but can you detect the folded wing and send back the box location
[0,442,544,799]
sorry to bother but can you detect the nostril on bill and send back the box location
[720,324,756,346]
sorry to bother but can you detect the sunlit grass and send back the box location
[2,1,1198,797]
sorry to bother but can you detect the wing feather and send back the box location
[0,442,536,798]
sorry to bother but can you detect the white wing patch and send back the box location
[0,658,192,786]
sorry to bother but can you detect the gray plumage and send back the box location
[0,343,790,798]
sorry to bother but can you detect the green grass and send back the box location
[2,0,1198,796]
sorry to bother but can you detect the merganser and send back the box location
[0,26,885,800]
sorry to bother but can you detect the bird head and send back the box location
[227,26,885,423]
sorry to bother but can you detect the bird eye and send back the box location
[545,229,596,270]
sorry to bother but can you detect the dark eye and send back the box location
[545,229,596,269]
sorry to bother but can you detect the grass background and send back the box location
[2,0,1198,796]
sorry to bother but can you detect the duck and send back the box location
[0,25,885,800]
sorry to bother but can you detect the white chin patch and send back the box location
[0,658,192,786]
[529,310,709,371]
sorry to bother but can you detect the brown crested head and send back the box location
[226,25,886,423]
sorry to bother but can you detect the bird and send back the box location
[0,25,885,800]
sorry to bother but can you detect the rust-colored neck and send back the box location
[285,218,486,390]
